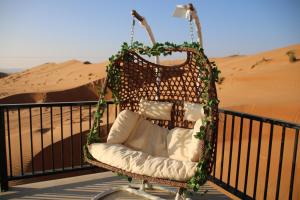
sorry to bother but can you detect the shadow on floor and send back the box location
[0,172,231,200]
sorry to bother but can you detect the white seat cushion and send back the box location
[88,143,197,181]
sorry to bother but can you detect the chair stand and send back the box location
[92,181,192,200]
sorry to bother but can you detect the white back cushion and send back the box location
[124,118,169,157]
[139,99,173,121]
[107,110,140,144]
[190,119,204,162]
[183,102,205,122]
[167,119,204,162]
[167,128,193,161]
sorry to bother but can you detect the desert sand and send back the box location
[1,44,299,199]
[1,44,299,122]
[213,44,300,123]
[0,60,107,103]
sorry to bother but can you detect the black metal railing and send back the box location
[0,102,299,200]
[210,109,299,200]
[0,101,118,191]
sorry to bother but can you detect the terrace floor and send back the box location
[0,172,235,200]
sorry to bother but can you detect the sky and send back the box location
[0,0,300,71]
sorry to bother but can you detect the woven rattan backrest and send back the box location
[106,47,218,173]
[110,48,214,129]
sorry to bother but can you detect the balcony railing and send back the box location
[211,109,299,200]
[0,101,299,200]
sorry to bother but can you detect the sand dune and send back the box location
[0,72,9,78]
[1,44,299,123]
[212,44,300,123]
[161,44,300,123]
[0,83,101,104]
[0,60,107,103]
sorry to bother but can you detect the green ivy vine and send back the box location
[85,41,220,192]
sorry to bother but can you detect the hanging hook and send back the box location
[131,10,144,22]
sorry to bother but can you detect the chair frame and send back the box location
[85,43,219,199]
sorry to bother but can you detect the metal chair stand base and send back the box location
[91,181,192,200]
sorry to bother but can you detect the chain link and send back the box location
[130,17,136,46]
[189,19,194,43]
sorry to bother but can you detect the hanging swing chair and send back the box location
[84,5,220,200]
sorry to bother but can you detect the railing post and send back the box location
[0,107,8,191]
